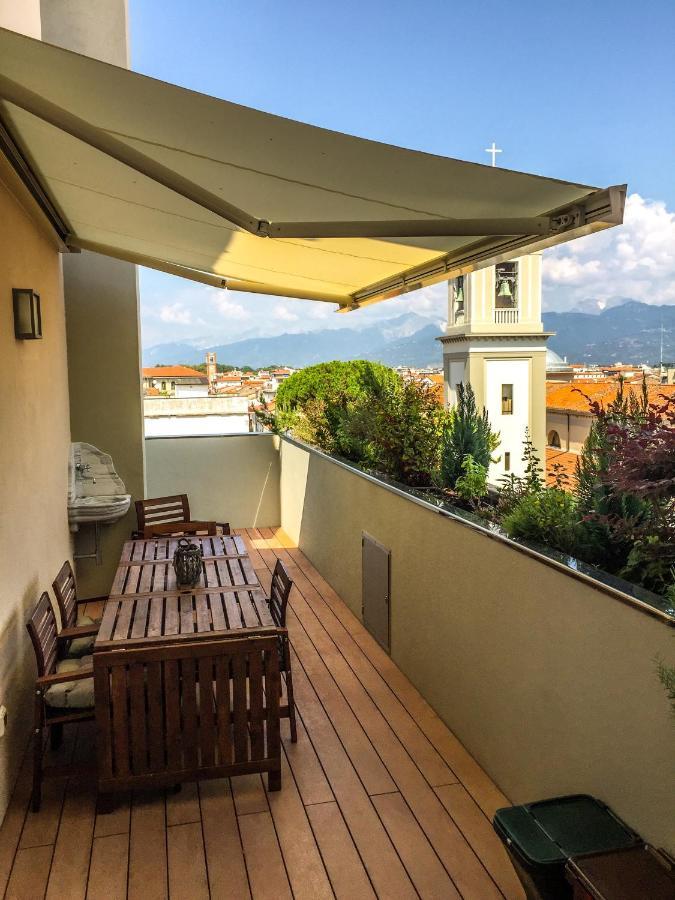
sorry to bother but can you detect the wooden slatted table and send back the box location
[109,533,259,598]
[93,536,284,797]
[95,587,275,649]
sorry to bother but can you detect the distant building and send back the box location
[545,379,675,486]
[142,365,209,398]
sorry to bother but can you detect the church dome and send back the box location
[546,348,569,370]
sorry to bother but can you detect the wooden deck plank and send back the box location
[436,783,526,900]
[4,843,53,900]
[306,801,376,900]
[373,792,461,899]
[252,529,506,900]
[128,791,168,900]
[45,778,97,900]
[283,555,457,788]
[265,751,333,900]
[199,779,251,900]
[0,528,522,900]
[236,811,293,900]
[166,780,201,826]
[0,756,31,897]
[19,775,67,849]
[289,649,417,899]
[167,822,210,900]
[281,715,334,807]
[231,773,269,817]
[94,791,130,837]
[284,612,395,797]
[87,832,129,900]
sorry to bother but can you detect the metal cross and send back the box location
[485,141,502,167]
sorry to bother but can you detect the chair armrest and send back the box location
[36,668,93,688]
[57,624,99,641]
[76,595,108,605]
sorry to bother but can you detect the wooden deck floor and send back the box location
[0,528,524,900]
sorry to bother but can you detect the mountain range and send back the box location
[143,301,675,369]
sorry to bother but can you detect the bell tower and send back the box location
[440,253,550,482]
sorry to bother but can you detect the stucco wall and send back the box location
[279,437,675,852]
[61,252,145,598]
[0,170,72,821]
[145,434,281,528]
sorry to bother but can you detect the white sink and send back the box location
[68,442,131,531]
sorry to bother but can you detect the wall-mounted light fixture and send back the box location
[12,289,42,340]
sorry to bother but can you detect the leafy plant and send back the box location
[656,656,675,719]
[441,383,499,488]
[346,378,446,486]
[502,487,581,557]
[573,379,675,594]
[273,361,400,460]
[454,454,488,505]
[496,429,544,517]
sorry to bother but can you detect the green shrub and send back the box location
[454,454,488,504]
[345,378,446,486]
[273,361,400,460]
[441,383,499,488]
[502,488,581,557]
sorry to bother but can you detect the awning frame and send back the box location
[0,57,626,310]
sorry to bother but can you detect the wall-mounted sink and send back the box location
[68,442,131,531]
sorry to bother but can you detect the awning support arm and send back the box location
[268,216,554,239]
[0,73,262,235]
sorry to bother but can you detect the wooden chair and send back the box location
[26,593,97,811]
[53,559,106,627]
[134,494,230,538]
[94,635,282,795]
[143,520,218,539]
[268,560,297,742]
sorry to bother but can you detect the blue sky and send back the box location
[129,0,675,347]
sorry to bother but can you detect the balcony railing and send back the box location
[494,307,519,324]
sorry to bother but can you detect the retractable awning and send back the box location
[0,26,626,309]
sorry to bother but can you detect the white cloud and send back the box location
[543,193,675,311]
[159,302,192,324]
[212,292,251,320]
[273,305,300,322]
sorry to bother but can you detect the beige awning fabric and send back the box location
[0,26,625,309]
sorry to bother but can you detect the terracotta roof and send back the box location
[546,380,675,414]
[144,386,161,397]
[546,449,579,488]
[142,365,207,380]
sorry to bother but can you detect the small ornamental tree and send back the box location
[441,383,499,488]
[574,379,675,595]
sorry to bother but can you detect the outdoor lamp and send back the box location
[12,288,42,340]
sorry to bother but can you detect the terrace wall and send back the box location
[0,167,73,821]
[145,434,280,529]
[279,437,675,852]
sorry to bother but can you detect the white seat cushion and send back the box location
[65,614,97,658]
[44,656,94,709]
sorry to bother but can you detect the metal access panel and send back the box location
[362,532,391,652]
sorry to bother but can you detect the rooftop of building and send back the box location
[142,366,208,381]
[546,379,675,414]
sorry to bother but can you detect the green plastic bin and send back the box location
[492,794,640,900]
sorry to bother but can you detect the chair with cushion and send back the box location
[267,560,297,742]
[143,520,218,538]
[134,494,230,538]
[52,560,103,658]
[26,593,95,811]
